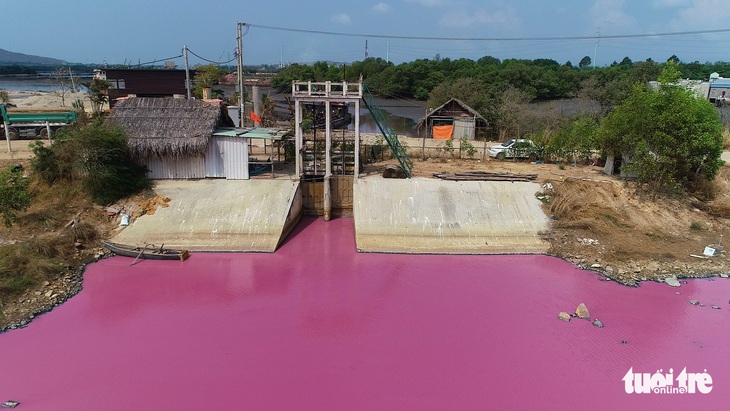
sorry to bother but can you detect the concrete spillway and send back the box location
[353,177,550,254]
[112,179,301,252]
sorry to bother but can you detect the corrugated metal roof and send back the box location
[213,127,289,140]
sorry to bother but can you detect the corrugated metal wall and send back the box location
[205,138,225,178]
[144,156,206,179]
[453,118,475,140]
[205,136,249,180]
[144,137,249,180]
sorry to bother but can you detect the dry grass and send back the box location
[547,178,633,233]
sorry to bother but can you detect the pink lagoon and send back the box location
[0,217,728,410]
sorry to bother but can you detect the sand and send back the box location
[4,90,98,111]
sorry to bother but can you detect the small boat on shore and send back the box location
[102,241,190,262]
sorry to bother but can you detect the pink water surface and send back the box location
[1,217,728,410]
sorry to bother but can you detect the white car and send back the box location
[488,139,536,159]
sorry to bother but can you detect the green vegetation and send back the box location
[86,78,111,115]
[193,64,226,99]
[598,62,723,196]
[273,55,729,146]
[0,120,153,310]
[31,122,151,205]
[0,166,31,227]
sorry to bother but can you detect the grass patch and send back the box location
[0,242,68,298]
[547,179,633,233]
[690,221,705,231]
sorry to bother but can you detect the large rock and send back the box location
[664,276,681,287]
[575,303,590,319]
[558,312,571,322]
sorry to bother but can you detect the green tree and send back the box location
[427,77,492,115]
[579,56,592,68]
[495,86,535,141]
[193,64,226,98]
[31,122,151,204]
[0,166,31,227]
[87,78,110,114]
[598,62,723,195]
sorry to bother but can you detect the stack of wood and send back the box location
[433,171,537,182]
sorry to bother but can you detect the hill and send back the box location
[0,48,65,65]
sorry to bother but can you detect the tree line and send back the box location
[272,55,730,102]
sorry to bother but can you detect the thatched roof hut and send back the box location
[415,98,488,139]
[109,97,231,158]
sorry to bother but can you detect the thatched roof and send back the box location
[415,98,488,135]
[109,97,223,158]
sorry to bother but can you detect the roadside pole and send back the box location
[4,126,11,153]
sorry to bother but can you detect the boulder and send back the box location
[575,303,590,319]
[558,312,571,322]
[664,276,681,287]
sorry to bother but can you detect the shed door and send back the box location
[453,118,475,140]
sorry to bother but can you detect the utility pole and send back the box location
[365,40,369,59]
[237,22,245,127]
[69,67,76,92]
[593,28,600,68]
[184,45,191,99]
[386,40,390,63]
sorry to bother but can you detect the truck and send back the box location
[1,104,78,140]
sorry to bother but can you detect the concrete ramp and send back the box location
[112,179,301,252]
[354,178,549,254]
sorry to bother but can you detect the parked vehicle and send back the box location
[488,139,536,160]
[0,104,78,140]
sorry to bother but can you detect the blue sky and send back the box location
[4,0,730,67]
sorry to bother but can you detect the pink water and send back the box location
[1,217,728,410]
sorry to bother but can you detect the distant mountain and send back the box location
[0,48,65,65]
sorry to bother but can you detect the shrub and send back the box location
[30,122,151,205]
[0,165,31,227]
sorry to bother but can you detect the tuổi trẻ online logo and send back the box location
[623,367,712,394]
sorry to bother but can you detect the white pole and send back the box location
[4,126,11,153]
[184,45,191,99]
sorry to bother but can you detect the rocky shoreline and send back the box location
[562,253,730,286]
[0,248,111,334]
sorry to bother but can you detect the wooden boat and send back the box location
[102,241,190,262]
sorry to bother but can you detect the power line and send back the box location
[187,48,237,65]
[131,54,183,67]
[246,23,730,42]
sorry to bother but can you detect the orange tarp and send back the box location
[433,125,453,140]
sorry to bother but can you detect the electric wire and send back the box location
[246,23,730,42]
